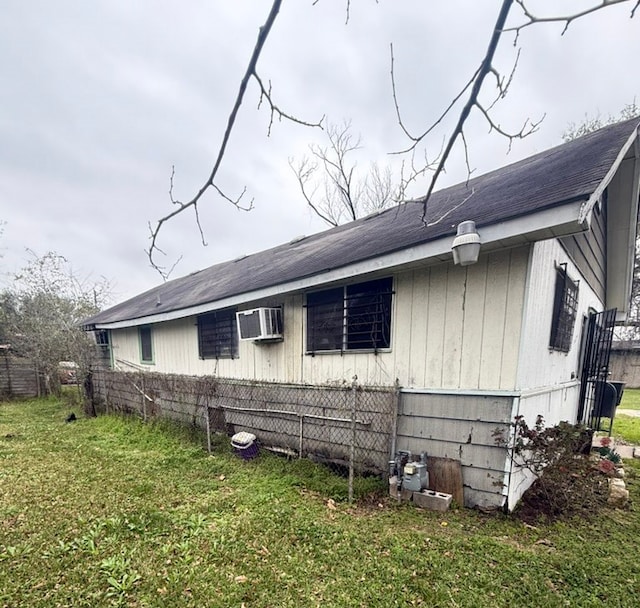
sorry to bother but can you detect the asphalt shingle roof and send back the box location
[85,118,639,327]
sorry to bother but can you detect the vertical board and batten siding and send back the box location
[109,246,529,391]
[396,391,513,508]
[559,201,606,302]
[300,246,529,390]
[516,239,604,392]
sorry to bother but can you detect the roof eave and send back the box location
[94,200,587,330]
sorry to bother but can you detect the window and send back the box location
[306,277,393,353]
[139,326,154,363]
[197,310,238,359]
[95,329,112,366]
[95,329,110,348]
[549,264,579,352]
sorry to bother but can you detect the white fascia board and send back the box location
[611,144,640,320]
[578,126,640,224]
[95,201,585,330]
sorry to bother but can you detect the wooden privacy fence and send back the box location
[0,353,44,398]
[90,370,398,475]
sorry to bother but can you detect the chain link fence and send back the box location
[89,370,398,494]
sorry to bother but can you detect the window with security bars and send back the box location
[197,310,238,359]
[549,265,579,353]
[306,277,393,353]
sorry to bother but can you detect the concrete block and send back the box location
[413,490,453,512]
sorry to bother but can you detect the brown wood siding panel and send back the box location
[559,202,606,301]
[0,356,41,398]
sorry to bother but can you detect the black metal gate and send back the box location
[577,308,617,432]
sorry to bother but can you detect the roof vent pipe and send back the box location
[451,220,481,266]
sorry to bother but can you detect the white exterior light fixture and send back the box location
[451,220,481,266]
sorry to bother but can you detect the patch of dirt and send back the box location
[513,466,610,524]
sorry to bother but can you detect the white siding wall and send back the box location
[504,239,605,509]
[517,239,603,393]
[109,246,529,390]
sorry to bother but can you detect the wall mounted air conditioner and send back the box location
[236,307,283,341]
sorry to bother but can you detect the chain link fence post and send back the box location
[348,376,358,503]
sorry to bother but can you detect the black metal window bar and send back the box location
[197,310,238,359]
[549,263,579,352]
[306,277,393,353]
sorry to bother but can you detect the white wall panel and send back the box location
[517,240,603,391]
[109,246,529,390]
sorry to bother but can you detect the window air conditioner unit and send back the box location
[236,307,283,341]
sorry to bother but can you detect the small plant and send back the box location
[100,555,141,606]
[495,416,608,520]
[597,458,616,475]
[597,436,621,464]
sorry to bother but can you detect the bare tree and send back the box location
[289,121,402,226]
[147,0,639,272]
[0,251,111,394]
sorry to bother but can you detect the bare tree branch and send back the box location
[508,0,637,37]
[485,48,521,111]
[396,147,440,204]
[390,42,480,151]
[289,157,339,226]
[419,0,515,222]
[476,103,544,152]
[254,73,325,136]
[393,0,637,223]
[147,0,322,279]
[426,188,476,227]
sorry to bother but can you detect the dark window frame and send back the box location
[197,309,238,360]
[138,326,154,364]
[94,329,113,368]
[95,329,110,347]
[306,277,393,354]
[549,264,579,353]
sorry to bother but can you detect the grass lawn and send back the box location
[612,388,640,444]
[613,415,640,445]
[619,387,640,410]
[2,397,640,607]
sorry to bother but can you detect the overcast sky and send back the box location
[1,0,638,305]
